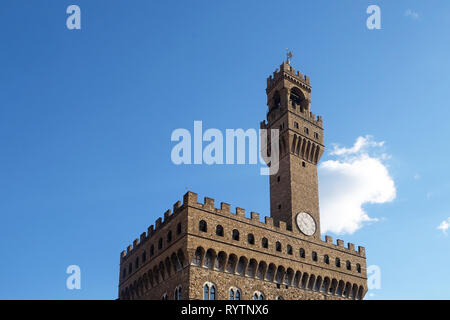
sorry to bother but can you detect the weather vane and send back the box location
[286,48,293,63]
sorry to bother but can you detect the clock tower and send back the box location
[261,58,324,239]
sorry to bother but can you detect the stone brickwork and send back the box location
[117,60,368,300]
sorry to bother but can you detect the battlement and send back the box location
[267,61,311,93]
[122,191,366,261]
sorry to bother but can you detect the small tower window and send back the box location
[248,233,255,245]
[294,122,299,129]
[262,237,269,249]
[312,251,318,262]
[216,225,224,237]
[336,258,341,268]
[346,261,352,271]
[142,251,147,263]
[199,220,207,232]
[299,248,305,258]
[302,161,306,167]
[356,263,361,273]
[277,176,280,182]
[158,238,163,250]
[232,229,240,241]
[304,127,309,135]
[177,222,182,235]
[314,132,319,139]
[276,241,282,252]
[287,245,293,255]
[150,245,154,257]
[167,230,172,243]
[324,255,329,265]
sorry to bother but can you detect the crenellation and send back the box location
[203,197,215,210]
[348,243,355,252]
[183,191,198,206]
[155,217,162,228]
[337,239,345,248]
[265,216,274,227]
[148,225,154,237]
[235,207,245,217]
[163,209,171,221]
[173,200,181,212]
[358,246,366,257]
[220,202,231,213]
[250,212,260,222]
[325,235,333,244]
[140,232,146,243]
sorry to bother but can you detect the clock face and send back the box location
[296,212,316,236]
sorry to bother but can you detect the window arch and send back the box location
[276,241,282,252]
[199,220,207,232]
[248,233,255,245]
[312,251,318,261]
[229,287,241,300]
[253,291,264,300]
[203,282,216,300]
[346,260,352,271]
[216,225,224,237]
[167,230,172,243]
[262,237,269,249]
[335,257,341,268]
[142,251,146,263]
[324,254,329,265]
[177,222,182,235]
[161,293,168,300]
[158,237,163,250]
[356,263,361,273]
[174,285,182,300]
[232,229,240,241]
[299,248,305,258]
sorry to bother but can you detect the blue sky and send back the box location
[0,0,449,299]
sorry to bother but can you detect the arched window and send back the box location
[232,229,240,241]
[312,251,318,261]
[346,261,351,271]
[299,248,305,258]
[248,233,255,245]
[203,282,216,300]
[229,287,241,300]
[177,222,182,235]
[158,238,163,250]
[262,237,269,249]
[174,285,182,300]
[216,225,224,237]
[161,293,168,300]
[199,220,207,232]
[128,263,132,273]
[122,269,126,279]
[276,241,282,252]
[167,230,172,243]
[253,291,264,300]
[150,245,154,257]
[324,255,329,265]
[142,251,146,263]
[356,263,361,273]
[287,245,293,255]
[193,247,203,266]
[335,258,341,268]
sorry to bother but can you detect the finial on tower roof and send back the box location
[286,48,293,64]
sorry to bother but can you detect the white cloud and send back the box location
[405,9,419,19]
[438,218,450,235]
[319,135,396,235]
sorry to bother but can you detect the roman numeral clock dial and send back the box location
[296,212,316,236]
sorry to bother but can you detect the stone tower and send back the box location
[118,60,368,301]
[262,59,324,239]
